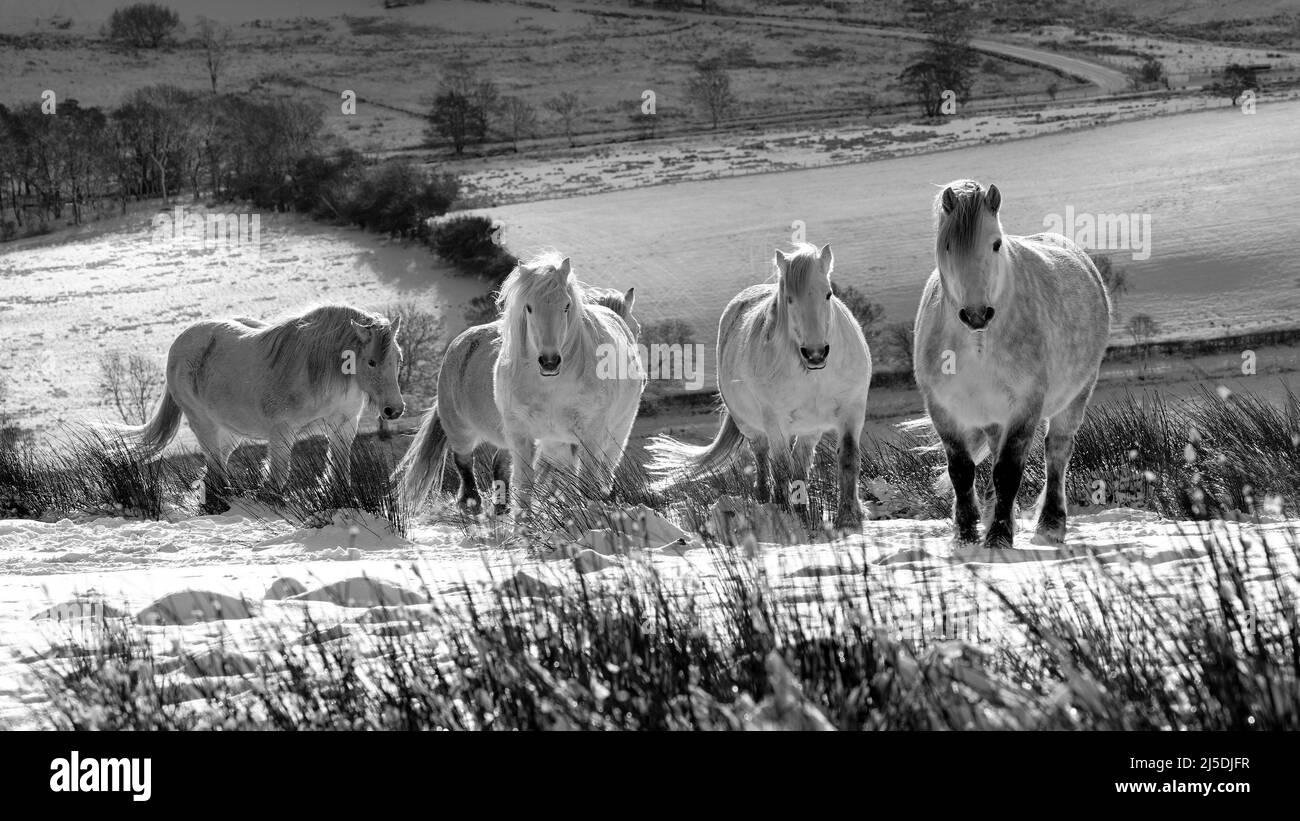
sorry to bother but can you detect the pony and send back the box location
[646,242,872,528]
[491,253,644,512]
[394,283,639,515]
[118,304,405,513]
[914,179,1111,548]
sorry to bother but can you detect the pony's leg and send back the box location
[788,436,818,518]
[1036,386,1093,543]
[834,422,865,529]
[490,448,510,515]
[264,424,295,494]
[193,422,236,515]
[985,412,1041,549]
[325,415,359,492]
[931,406,980,544]
[750,437,772,503]
[451,450,482,513]
[735,420,770,503]
[533,441,572,506]
[506,432,538,512]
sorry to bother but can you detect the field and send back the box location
[487,98,1300,358]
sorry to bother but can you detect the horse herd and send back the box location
[124,179,1111,549]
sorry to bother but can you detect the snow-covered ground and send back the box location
[2,502,1295,729]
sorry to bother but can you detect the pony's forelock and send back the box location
[935,179,999,256]
[775,242,828,294]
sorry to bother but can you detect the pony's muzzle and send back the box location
[538,353,561,376]
[799,344,830,369]
[958,305,995,330]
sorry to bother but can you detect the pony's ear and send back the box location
[557,257,572,279]
[390,314,402,337]
[986,184,1001,214]
[941,186,957,214]
[774,249,789,275]
[819,244,834,275]
[622,287,636,315]
[350,319,373,343]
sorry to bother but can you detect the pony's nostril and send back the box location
[799,347,810,359]
[820,345,830,358]
[960,306,991,329]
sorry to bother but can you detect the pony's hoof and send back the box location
[457,495,482,515]
[1034,521,1066,544]
[983,521,1014,550]
[833,505,864,532]
[201,498,231,515]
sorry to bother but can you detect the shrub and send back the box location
[426,215,517,282]
[339,162,459,238]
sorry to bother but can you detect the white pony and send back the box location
[119,305,404,512]
[493,253,644,511]
[914,179,1110,548]
[394,285,638,515]
[647,242,872,528]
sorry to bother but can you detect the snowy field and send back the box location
[2,500,1295,729]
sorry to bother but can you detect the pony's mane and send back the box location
[254,304,393,395]
[934,178,995,256]
[497,252,586,368]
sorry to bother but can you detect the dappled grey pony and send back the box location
[914,180,1110,548]
[120,304,405,513]
[395,283,639,515]
[647,242,872,528]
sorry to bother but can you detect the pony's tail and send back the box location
[109,390,183,457]
[645,410,746,491]
[899,415,991,496]
[393,402,448,511]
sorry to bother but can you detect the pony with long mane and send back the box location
[488,252,644,511]
[914,179,1110,548]
[394,283,639,514]
[646,242,872,528]
[118,304,404,512]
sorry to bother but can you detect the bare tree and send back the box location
[384,302,444,397]
[427,62,498,154]
[546,91,583,148]
[98,351,165,424]
[376,302,443,438]
[1126,313,1159,368]
[687,59,736,129]
[1089,252,1130,310]
[500,96,536,152]
[196,17,231,94]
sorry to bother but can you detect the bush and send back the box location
[107,3,181,48]
[339,162,459,238]
[427,215,517,282]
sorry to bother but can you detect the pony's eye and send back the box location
[565,302,570,312]
[368,360,376,368]
[945,242,950,253]
[526,305,532,313]
[993,239,1002,252]
[826,291,832,300]
[786,296,793,304]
